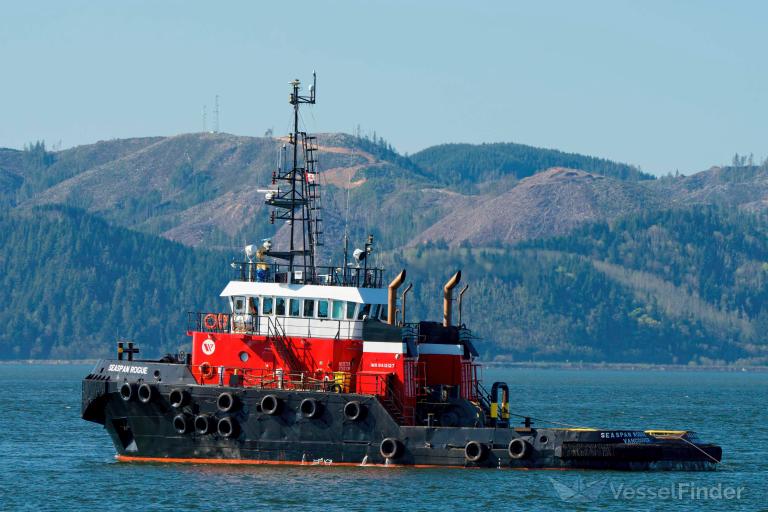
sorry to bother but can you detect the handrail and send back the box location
[357,372,415,425]
[188,311,366,340]
[194,363,339,391]
[230,261,385,288]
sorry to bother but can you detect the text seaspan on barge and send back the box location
[82,74,722,470]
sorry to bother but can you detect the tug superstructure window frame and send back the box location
[317,300,329,318]
[275,297,286,316]
[233,296,246,314]
[262,297,274,315]
[289,298,301,317]
[345,301,357,320]
[303,299,315,318]
[332,300,344,320]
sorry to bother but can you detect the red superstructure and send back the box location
[185,266,479,425]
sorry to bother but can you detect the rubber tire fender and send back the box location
[137,383,153,404]
[194,414,213,435]
[464,440,487,463]
[299,398,320,418]
[217,416,238,438]
[217,392,238,413]
[119,382,134,402]
[380,438,404,459]
[168,388,189,408]
[173,414,191,434]
[508,438,531,460]
[344,401,365,421]
[260,394,281,415]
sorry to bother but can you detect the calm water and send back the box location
[0,365,765,511]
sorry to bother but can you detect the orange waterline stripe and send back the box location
[115,454,572,470]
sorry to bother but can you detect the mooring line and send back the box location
[508,412,602,431]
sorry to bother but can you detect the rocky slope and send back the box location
[412,168,666,246]
[8,133,768,254]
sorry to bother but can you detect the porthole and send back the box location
[239,351,249,363]
[539,435,549,444]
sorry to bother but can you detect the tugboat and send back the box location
[82,74,722,470]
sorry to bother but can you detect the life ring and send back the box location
[200,362,215,380]
[217,313,230,330]
[203,313,218,330]
[508,438,531,460]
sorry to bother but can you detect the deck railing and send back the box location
[230,261,385,288]
[187,311,364,340]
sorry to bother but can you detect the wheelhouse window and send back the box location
[372,304,381,318]
[357,303,371,320]
[345,301,357,320]
[332,300,344,320]
[317,300,329,318]
[303,299,315,317]
[248,297,258,315]
[234,296,246,314]
[380,305,388,322]
[289,298,301,317]
[275,297,286,316]
[262,297,274,315]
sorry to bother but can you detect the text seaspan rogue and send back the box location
[82,74,722,470]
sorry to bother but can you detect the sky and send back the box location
[1,0,765,175]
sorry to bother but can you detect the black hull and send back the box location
[82,360,721,471]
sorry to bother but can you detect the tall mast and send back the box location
[288,78,300,272]
[265,73,321,282]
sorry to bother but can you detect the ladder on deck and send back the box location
[266,317,304,373]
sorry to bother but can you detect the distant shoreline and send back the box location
[1,359,766,372]
[483,361,768,372]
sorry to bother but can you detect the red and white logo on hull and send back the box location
[202,338,216,356]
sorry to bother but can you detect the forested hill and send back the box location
[410,142,653,187]
[516,206,768,364]
[2,136,768,363]
[2,204,767,364]
[0,206,223,359]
